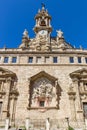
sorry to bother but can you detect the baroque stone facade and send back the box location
[0,5,87,129]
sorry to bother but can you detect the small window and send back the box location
[4,57,8,63]
[36,57,41,63]
[28,57,33,63]
[53,57,57,63]
[0,102,2,114]
[12,57,17,63]
[39,101,44,107]
[78,57,81,63]
[69,57,74,63]
[85,58,87,63]
[84,82,87,91]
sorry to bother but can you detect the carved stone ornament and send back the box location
[28,71,60,109]
[68,85,76,100]
[32,80,53,99]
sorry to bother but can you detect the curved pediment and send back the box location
[0,67,16,78]
[30,71,57,82]
[70,68,87,79]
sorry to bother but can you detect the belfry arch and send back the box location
[28,71,61,110]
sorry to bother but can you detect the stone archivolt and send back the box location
[19,33,73,51]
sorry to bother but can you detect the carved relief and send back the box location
[28,71,61,110]
[31,78,53,107]
[32,79,53,99]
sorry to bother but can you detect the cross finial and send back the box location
[41,3,45,10]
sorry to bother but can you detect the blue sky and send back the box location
[0,0,87,49]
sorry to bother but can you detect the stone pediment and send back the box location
[19,36,73,51]
[70,68,87,79]
[30,71,57,82]
[29,35,50,51]
[0,67,16,78]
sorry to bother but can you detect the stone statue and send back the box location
[56,30,63,38]
[23,29,29,38]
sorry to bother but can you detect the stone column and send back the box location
[9,96,14,120]
[1,81,4,91]
[46,118,50,130]
[28,78,31,108]
[5,118,9,130]
[25,118,30,130]
[55,80,59,108]
[72,78,83,121]
[68,92,76,120]
[10,95,17,121]
[85,119,87,130]
[12,97,17,121]
[2,77,12,119]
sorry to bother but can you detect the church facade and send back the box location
[0,6,87,129]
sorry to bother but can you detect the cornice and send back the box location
[0,63,87,66]
[0,49,87,55]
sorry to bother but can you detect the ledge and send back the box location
[0,49,87,55]
[0,63,87,66]
[0,91,6,95]
[27,106,58,110]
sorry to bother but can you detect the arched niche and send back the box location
[28,71,61,110]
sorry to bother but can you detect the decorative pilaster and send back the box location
[9,81,19,123]
[46,118,50,130]
[72,78,83,121]
[25,118,30,130]
[10,95,17,121]
[28,78,31,108]
[68,90,76,121]
[55,80,59,109]
[0,81,6,98]
[2,77,12,119]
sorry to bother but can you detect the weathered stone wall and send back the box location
[0,63,86,121]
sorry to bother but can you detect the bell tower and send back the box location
[33,4,52,36]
